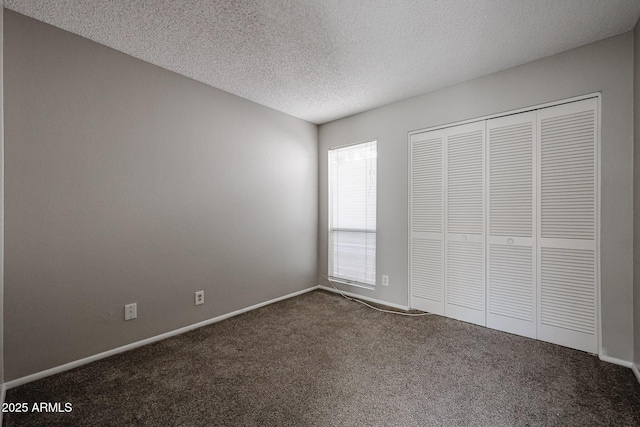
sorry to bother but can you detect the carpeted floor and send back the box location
[4,289,640,426]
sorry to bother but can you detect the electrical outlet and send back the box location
[195,291,204,306]
[382,275,389,286]
[124,303,137,320]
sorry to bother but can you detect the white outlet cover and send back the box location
[195,291,204,306]
[382,275,389,286]
[124,303,137,320]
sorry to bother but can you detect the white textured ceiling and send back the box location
[5,1,640,124]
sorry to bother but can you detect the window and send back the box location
[328,140,377,287]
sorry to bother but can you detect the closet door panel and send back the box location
[488,244,535,336]
[486,112,536,338]
[536,98,598,353]
[411,238,443,313]
[445,239,485,325]
[410,130,444,314]
[444,121,485,326]
[446,125,484,236]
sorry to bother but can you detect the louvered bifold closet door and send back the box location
[445,121,486,326]
[410,129,444,315]
[536,98,598,353]
[486,112,536,338]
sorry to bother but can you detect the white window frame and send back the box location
[328,140,377,289]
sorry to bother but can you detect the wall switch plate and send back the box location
[382,275,389,286]
[195,291,204,306]
[124,303,137,320]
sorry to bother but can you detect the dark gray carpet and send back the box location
[4,290,640,426]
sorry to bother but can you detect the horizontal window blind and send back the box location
[329,141,377,286]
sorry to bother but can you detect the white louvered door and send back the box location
[410,129,444,315]
[444,121,486,326]
[486,112,537,339]
[536,98,598,353]
[409,96,599,354]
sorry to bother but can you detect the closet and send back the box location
[409,97,598,353]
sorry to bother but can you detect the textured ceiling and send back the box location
[5,1,640,124]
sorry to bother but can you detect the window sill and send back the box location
[327,277,375,291]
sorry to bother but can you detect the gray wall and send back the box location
[319,32,634,362]
[634,18,640,368]
[4,10,318,381]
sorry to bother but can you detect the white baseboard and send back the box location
[5,285,319,389]
[632,363,640,385]
[592,354,640,385]
[598,354,632,368]
[318,285,409,311]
